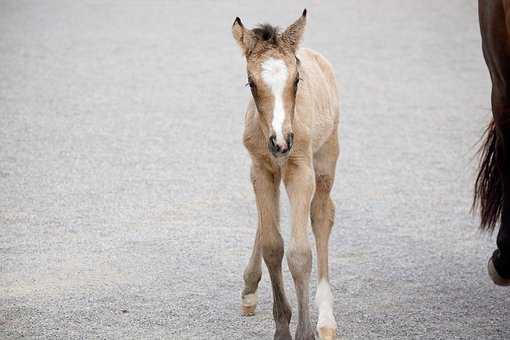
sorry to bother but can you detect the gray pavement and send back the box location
[1,1,509,339]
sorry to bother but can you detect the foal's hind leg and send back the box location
[241,227,262,315]
[311,132,339,339]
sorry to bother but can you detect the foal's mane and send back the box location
[252,24,280,45]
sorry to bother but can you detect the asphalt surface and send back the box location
[1,1,509,339]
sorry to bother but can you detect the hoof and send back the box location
[318,327,336,340]
[241,304,257,316]
[488,257,510,286]
[241,292,257,316]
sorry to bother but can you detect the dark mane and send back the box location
[252,24,279,45]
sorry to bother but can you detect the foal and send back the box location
[232,10,340,340]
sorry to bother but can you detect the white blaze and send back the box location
[260,58,288,144]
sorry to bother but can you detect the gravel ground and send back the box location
[1,1,509,339]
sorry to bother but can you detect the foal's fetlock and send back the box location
[243,266,262,288]
[274,328,292,340]
[295,322,316,340]
[275,321,292,340]
[279,304,292,324]
[273,306,292,340]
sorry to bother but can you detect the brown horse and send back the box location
[232,10,340,340]
[476,0,510,286]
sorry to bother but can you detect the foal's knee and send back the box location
[243,266,261,287]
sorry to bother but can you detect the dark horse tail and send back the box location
[474,119,503,232]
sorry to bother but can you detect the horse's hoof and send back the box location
[488,257,510,286]
[241,293,257,316]
[241,304,256,316]
[318,327,336,340]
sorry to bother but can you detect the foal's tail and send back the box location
[473,119,503,232]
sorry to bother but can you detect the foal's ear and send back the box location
[232,17,256,56]
[281,9,307,52]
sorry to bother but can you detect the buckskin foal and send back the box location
[232,10,340,340]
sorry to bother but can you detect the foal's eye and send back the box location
[245,80,255,89]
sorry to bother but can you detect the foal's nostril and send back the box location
[270,135,276,146]
[269,135,279,153]
[287,133,294,151]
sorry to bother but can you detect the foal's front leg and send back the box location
[284,160,316,340]
[243,163,292,339]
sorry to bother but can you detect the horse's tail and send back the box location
[474,119,503,232]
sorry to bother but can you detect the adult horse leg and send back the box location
[488,109,510,285]
[249,163,292,339]
[311,132,339,339]
[477,0,510,285]
[284,159,316,340]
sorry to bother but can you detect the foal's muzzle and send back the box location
[268,133,294,157]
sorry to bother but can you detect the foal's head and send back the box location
[232,10,307,158]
